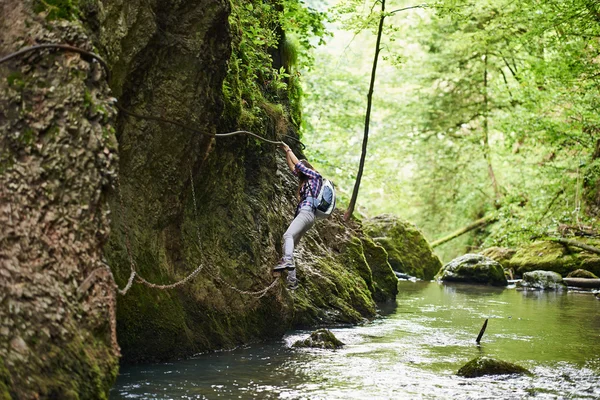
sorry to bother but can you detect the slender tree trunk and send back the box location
[344,0,386,221]
[482,52,502,201]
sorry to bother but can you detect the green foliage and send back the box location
[223,0,328,131]
[304,0,600,261]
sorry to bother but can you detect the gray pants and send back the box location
[283,206,315,283]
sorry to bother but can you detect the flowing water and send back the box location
[111,282,600,399]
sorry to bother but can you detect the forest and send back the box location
[303,0,600,261]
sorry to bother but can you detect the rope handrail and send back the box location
[1,43,306,149]
[0,43,111,81]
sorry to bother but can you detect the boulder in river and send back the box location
[435,254,508,286]
[564,269,600,288]
[518,270,565,290]
[363,214,442,280]
[293,329,345,349]
[457,356,530,378]
[567,269,599,279]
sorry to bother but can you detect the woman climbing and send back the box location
[273,143,322,290]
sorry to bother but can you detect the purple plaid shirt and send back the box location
[294,162,322,214]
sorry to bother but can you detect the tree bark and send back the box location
[344,0,386,221]
[431,214,498,248]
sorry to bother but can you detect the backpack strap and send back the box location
[306,176,323,210]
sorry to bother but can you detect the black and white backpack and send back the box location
[310,178,336,219]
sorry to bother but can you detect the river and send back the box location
[110,281,600,399]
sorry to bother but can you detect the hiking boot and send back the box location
[287,280,299,290]
[273,263,287,272]
[273,259,293,272]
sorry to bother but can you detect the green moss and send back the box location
[479,247,516,268]
[457,356,531,378]
[288,76,303,128]
[567,269,598,279]
[508,240,600,277]
[292,329,344,349]
[364,215,442,280]
[291,254,375,327]
[34,0,79,20]
[361,237,398,302]
[6,72,24,89]
[83,88,92,108]
[7,332,116,398]
[281,35,299,72]
[0,360,11,400]
[342,237,374,293]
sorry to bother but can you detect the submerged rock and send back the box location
[364,214,442,280]
[457,356,530,378]
[518,270,565,290]
[567,269,599,279]
[435,254,508,286]
[293,329,345,349]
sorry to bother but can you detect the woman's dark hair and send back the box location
[297,159,316,200]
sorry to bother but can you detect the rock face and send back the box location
[363,214,442,280]
[457,357,530,378]
[507,240,600,277]
[518,270,565,290]
[0,3,119,398]
[84,0,400,365]
[360,237,399,302]
[292,329,344,349]
[436,254,508,286]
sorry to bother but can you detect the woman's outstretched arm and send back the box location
[281,143,298,172]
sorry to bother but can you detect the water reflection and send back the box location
[111,281,600,399]
[438,282,507,297]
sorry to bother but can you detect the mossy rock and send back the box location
[436,254,508,286]
[457,356,530,378]
[567,269,599,279]
[363,214,442,280]
[360,237,398,302]
[292,329,344,349]
[518,270,565,290]
[479,247,516,268]
[0,361,11,400]
[508,240,600,277]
